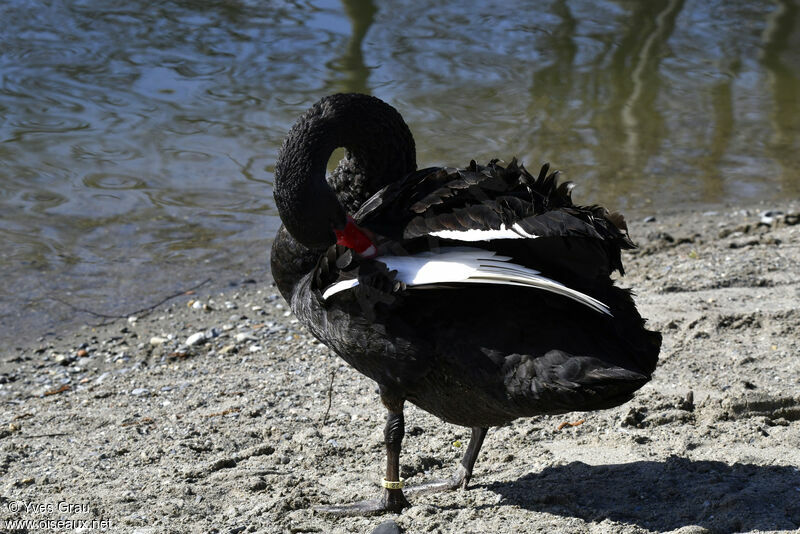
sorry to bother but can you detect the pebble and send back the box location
[131,388,150,396]
[150,336,167,346]
[643,216,656,223]
[235,332,255,343]
[54,353,76,366]
[248,478,267,492]
[371,520,403,534]
[761,209,784,218]
[186,332,207,346]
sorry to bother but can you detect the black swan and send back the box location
[270,93,661,515]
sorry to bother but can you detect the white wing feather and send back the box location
[429,222,538,241]
[321,247,611,315]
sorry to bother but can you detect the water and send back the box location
[1,0,799,345]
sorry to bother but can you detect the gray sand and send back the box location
[1,203,799,534]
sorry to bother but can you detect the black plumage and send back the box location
[270,93,661,515]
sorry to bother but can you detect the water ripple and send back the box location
[82,173,148,191]
[146,187,270,212]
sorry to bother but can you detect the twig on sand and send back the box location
[556,418,586,431]
[203,408,241,418]
[321,368,337,426]
[50,278,213,326]
[43,384,71,396]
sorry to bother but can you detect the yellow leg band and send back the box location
[382,478,405,490]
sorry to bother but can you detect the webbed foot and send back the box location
[405,464,471,495]
[315,488,410,516]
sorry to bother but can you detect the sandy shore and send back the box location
[1,202,799,534]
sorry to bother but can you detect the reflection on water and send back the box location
[0,0,798,344]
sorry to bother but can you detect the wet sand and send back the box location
[1,202,799,534]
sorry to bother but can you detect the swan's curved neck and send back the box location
[274,93,416,251]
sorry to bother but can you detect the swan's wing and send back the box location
[355,160,634,278]
[358,160,626,237]
[322,247,611,316]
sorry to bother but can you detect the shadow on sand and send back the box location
[483,456,800,532]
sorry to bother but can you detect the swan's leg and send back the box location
[378,389,412,510]
[406,426,488,495]
[315,388,411,516]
